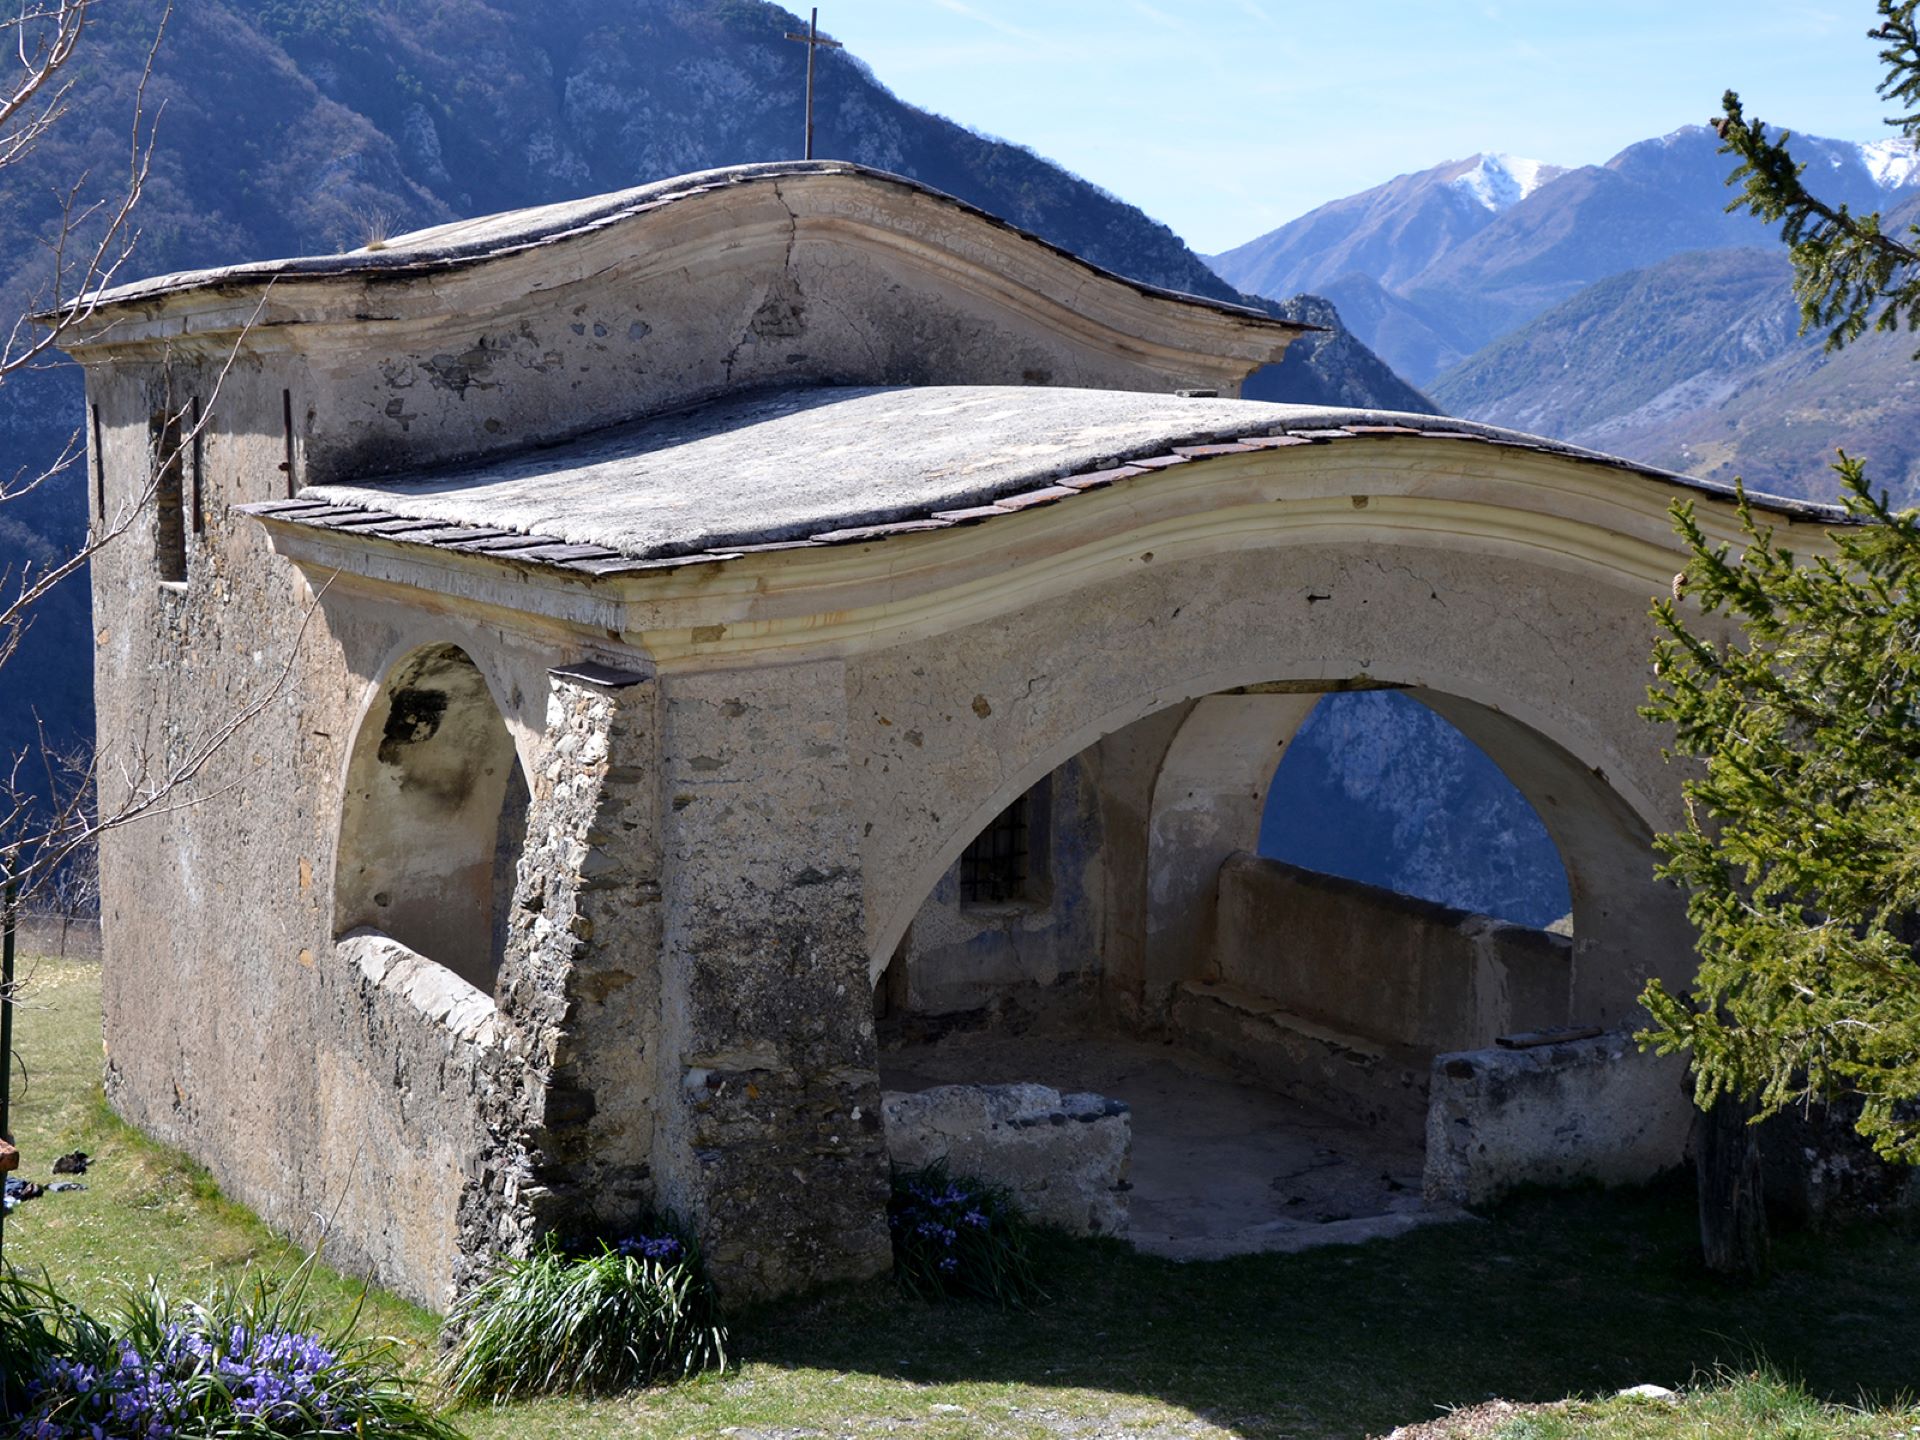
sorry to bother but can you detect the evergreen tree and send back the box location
[1714,3,1920,353]
[1644,469,1920,1162]
[1642,1,1920,1164]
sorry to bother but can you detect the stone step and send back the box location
[1169,979,1431,1143]
[1136,1204,1477,1262]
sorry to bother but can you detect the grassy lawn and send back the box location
[9,952,1919,1439]
[3,950,439,1361]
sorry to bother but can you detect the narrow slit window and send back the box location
[281,388,295,497]
[960,779,1050,905]
[190,395,205,534]
[90,404,104,521]
[150,408,186,582]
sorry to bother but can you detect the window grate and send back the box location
[960,792,1031,904]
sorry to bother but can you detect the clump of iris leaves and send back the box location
[439,1220,728,1403]
[888,1161,1042,1308]
[0,1255,456,1439]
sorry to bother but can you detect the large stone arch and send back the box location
[850,529,1694,1028]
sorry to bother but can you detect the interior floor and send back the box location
[879,1021,1469,1260]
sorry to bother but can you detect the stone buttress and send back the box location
[467,658,891,1296]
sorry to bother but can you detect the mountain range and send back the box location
[1211,127,1920,385]
[1212,126,1920,506]
[1428,240,1920,500]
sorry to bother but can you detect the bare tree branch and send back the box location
[0,0,298,936]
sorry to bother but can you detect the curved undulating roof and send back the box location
[240,385,1846,578]
[58,161,1287,327]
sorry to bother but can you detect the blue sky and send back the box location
[816,2,1905,253]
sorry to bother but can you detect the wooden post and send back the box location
[0,875,16,1268]
[1695,1090,1768,1277]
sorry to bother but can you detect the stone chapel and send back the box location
[52,161,1841,1307]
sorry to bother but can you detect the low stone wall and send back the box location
[1170,980,1431,1139]
[1213,855,1571,1054]
[316,931,508,1308]
[1757,1099,1920,1226]
[882,1083,1131,1236]
[1422,1030,1691,1206]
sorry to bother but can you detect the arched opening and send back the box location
[1259,689,1571,930]
[334,643,529,995]
[872,677,1650,1256]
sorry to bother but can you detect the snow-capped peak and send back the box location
[1448,153,1562,212]
[1858,136,1920,191]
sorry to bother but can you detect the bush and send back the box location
[440,1225,728,1403]
[1,1257,457,1439]
[888,1162,1041,1308]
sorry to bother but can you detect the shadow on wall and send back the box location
[1259,689,1571,929]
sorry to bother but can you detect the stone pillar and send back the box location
[458,661,665,1287]
[650,659,893,1299]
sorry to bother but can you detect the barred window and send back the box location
[960,780,1050,905]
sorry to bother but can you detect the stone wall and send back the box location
[457,667,668,1288]
[1165,858,1575,1141]
[1211,855,1572,1053]
[885,757,1104,1019]
[322,934,506,1305]
[81,342,580,1307]
[1422,1030,1692,1206]
[1755,1099,1920,1227]
[650,661,893,1297]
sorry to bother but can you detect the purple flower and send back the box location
[24,1320,353,1438]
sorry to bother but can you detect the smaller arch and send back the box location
[334,642,529,994]
[1258,690,1572,930]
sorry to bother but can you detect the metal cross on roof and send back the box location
[783,7,842,161]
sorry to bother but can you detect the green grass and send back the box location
[2,953,438,1362]
[8,952,1920,1439]
[1471,1369,1916,1440]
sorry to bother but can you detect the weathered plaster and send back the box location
[886,757,1104,1018]
[1143,694,1318,1011]
[651,661,892,1295]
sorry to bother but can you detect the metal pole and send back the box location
[804,7,819,160]
[1,876,16,1269]
[785,9,840,161]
